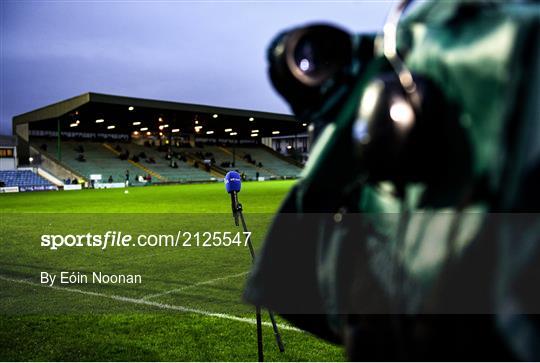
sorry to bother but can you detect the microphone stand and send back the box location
[230,192,285,362]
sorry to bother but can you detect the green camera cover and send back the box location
[245,0,540,359]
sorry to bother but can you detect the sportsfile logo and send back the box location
[40,231,252,250]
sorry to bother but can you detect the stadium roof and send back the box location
[13,92,306,139]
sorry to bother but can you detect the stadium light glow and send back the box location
[194,126,203,132]
[224,128,233,132]
[249,117,255,121]
[251,129,259,133]
[287,145,292,149]
[158,117,163,122]
[132,121,141,125]
[140,127,148,131]
[212,114,218,119]
[159,132,163,136]
[206,130,215,135]
[76,120,80,124]
[107,125,115,129]
[70,123,78,127]
[302,123,308,126]
[171,128,180,133]
[146,131,152,136]
[251,133,259,137]
[162,124,169,128]
[128,106,134,111]
[159,125,164,130]
[95,119,104,123]
[195,120,199,125]
[29,157,34,163]
[133,131,139,135]
[230,132,238,136]
[272,131,280,135]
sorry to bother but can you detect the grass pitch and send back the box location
[0,181,344,361]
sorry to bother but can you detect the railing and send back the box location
[29,144,87,182]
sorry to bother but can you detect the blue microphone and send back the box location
[224,171,242,225]
[224,171,242,193]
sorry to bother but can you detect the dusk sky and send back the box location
[0,1,395,135]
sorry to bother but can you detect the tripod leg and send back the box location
[256,305,264,362]
[238,209,283,357]
[268,310,285,352]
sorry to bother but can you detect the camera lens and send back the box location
[293,35,325,77]
[286,25,352,87]
[267,23,359,116]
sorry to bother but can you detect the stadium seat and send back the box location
[0,170,55,191]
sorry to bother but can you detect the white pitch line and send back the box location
[0,275,301,332]
[141,271,249,301]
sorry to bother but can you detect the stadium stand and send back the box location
[32,138,215,184]
[175,145,301,179]
[0,169,56,191]
[195,145,267,178]
[123,142,215,182]
[14,92,307,189]
[30,137,300,185]
[235,146,302,178]
[34,138,146,185]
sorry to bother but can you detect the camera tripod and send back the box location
[230,197,284,362]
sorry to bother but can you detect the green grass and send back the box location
[0,181,344,361]
[0,180,294,213]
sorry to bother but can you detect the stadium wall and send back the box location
[37,167,64,187]
[0,153,16,170]
[0,159,15,170]
[0,135,18,170]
